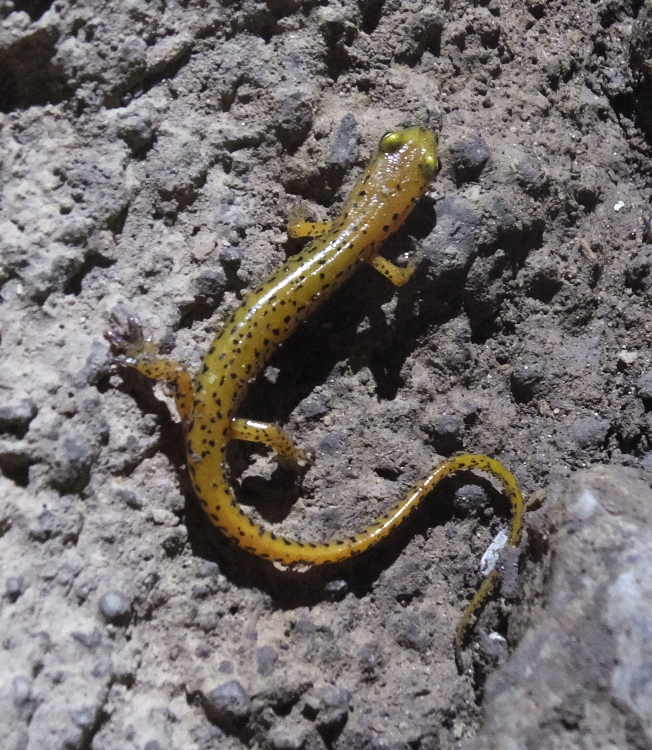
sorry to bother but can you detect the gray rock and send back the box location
[203,679,252,728]
[267,722,308,750]
[256,645,278,676]
[115,102,158,155]
[421,413,464,453]
[631,0,652,81]
[98,592,131,624]
[328,113,359,168]
[449,135,491,183]
[510,362,548,403]
[274,86,313,148]
[315,684,350,738]
[637,370,652,408]
[220,246,242,269]
[453,484,489,517]
[50,436,97,494]
[5,575,25,602]
[12,676,32,707]
[0,396,36,434]
[464,466,652,750]
[324,579,348,601]
[571,416,610,450]
[195,267,227,301]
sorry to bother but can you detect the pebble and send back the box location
[637,370,652,407]
[0,396,36,434]
[571,416,610,450]
[12,676,32,707]
[449,135,491,184]
[328,113,359,168]
[203,679,252,727]
[256,645,279,676]
[421,413,464,453]
[5,575,26,602]
[98,592,131,624]
[510,362,547,403]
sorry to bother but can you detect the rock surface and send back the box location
[1,0,652,748]
[466,465,652,750]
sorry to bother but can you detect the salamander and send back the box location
[106,127,523,665]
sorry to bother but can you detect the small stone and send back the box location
[5,575,26,602]
[449,135,491,184]
[299,395,329,419]
[274,86,313,148]
[421,412,464,453]
[220,246,242,268]
[203,679,252,728]
[115,488,143,510]
[12,676,31,707]
[256,645,278,676]
[98,592,131,624]
[637,370,652,408]
[195,267,227,301]
[0,396,36,434]
[618,350,638,366]
[218,660,234,674]
[268,723,308,750]
[51,437,96,494]
[144,742,162,750]
[571,417,610,450]
[324,579,348,601]
[510,362,547,403]
[453,484,489,517]
[115,102,158,155]
[328,113,359,168]
[358,642,383,682]
[315,685,350,739]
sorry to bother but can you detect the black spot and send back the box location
[382,225,389,232]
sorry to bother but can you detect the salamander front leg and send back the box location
[105,324,195,421]
[229,418,311,469]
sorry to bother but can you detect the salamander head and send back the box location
[377,126,439,182]
[341,126,439,227]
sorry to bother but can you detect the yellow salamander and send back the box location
[107,127,523,665]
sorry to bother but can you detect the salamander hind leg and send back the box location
[105,323,195,421]
[229,418,312,470]
[369,255,416,287]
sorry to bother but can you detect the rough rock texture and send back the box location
[465,465,652,750]
[2,0,652,748]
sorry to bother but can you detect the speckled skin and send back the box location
[108,128,522,580]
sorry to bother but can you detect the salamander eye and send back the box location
[379,131,404,153]
[419,153,438,179]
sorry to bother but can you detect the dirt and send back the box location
[1,0,652,748]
